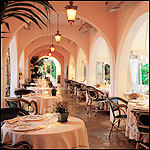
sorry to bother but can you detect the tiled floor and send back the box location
[57,86,136,149]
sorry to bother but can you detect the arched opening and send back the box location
[116,12,149,97]
[127,20,149,94]
[89,37,111,90]
[29,56,61,86]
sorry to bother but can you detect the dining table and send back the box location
[22,93,63,114]
[125,99,149,142]
[27,86,53,94]
[1,115,89,149]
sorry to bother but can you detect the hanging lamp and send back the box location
[65,1,78,25]
[55,14,62,43]
[50,35,55,52]
[48,52,52,57]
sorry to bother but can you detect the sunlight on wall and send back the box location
[19,51,24,85]
[9,36,18,97]
[76,48,87,82]
[68,55,75,80]
[89,37,109,86]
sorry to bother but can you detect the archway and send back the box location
[30,56,61,86]
[116,13,149,97]
[89,37,111,89]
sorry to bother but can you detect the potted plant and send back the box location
[48,81,53,88]
[54,102,69,122]
[51,86,57,96]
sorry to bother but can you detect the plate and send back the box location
[11,124,38,132]
[129,100,139,103]
[22,115,44,121]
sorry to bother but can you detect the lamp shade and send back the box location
[50,45,55,52]
[55,31,61,43]
[48,52,52,57]
[65,1,78,25]
[66,8,77,24]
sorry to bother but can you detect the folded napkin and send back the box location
[3,117,21,124]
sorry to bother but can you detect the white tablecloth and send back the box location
[1,116,89,149]
[125,99,149,141]
[27,87,53,94]
[23,94,62,114]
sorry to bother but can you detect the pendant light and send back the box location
[65,1,78,25]
[55,14,62,43]
[50,35,55,52]
[48,52,52,57]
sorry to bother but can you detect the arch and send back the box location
[116,12,149,97]
[89,36,113,94]
[38,56,61,85]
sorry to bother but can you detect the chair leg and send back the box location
[136,133,141,149]
[109,119,115,139]
[118,119,120,128]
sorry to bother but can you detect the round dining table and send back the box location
[1,116,89,149]
[125,99,149,142]
[27,86,53,94]
[23,94,63,114]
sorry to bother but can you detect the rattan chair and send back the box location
[1,141,32,149]
[4,97,38,114]
[86,89,108,116]
[108,97,128,139]
[131,109,149,149]
[94,89,109,116]
[1,107,29,126]
[14,88,35,97]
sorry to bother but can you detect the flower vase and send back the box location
[52,89,57,96]
[58,112,69,122]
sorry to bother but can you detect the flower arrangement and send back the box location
[54,101,68,114]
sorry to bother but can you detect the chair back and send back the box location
[1,108,29,123]
[4,97,38,114]
[1,141,32,149]
[131,109,150,129]
[108,97,120,118]
[14,88,35,97]
[4,97,21,108]
[87,89,98,101]
[108,97,128,118]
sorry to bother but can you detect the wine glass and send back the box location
[28,105,36,116]
[43,108,50,128]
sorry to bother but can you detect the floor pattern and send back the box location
[57,86,136,149]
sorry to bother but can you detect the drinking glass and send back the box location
[43,108,50,127]
[28,105,36,116]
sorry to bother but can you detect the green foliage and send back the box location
[141,64,149,85]
[105,64,110,82]
[1,1,56,38]
[51,61,56,79]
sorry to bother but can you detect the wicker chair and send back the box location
[1,140,32,149]
[108,97,128,139]
[131,109,149,149]
[4,97,38,114]
[86,89,108,116]
[1,107,29,126]
[14,88,35,97]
